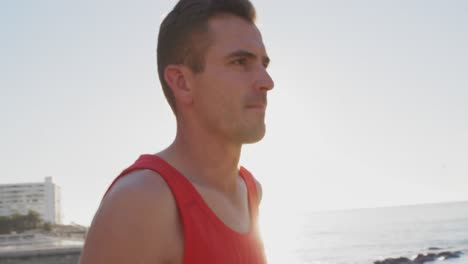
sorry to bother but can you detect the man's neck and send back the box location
[158,127,242,193]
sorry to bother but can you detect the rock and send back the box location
[413,253,437,263]
[428,247,442,250]
[438,251,462,259]
[375,250,464,264]
[374,257,412,264]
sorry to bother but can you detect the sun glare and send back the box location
[259,201,308,264]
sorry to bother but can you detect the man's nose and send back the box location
[255,68,274,92]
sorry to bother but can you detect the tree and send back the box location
[0,210,44,234]
[0,216,11,234]
[42,222,52,232]
[25,210,42,229]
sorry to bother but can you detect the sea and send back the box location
[265,201,468,264]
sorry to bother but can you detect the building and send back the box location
[0,177,62,224]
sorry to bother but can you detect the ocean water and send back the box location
[267,201,468,264]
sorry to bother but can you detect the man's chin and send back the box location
[241,126,266,144]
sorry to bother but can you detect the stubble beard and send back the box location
[235,117,267,145]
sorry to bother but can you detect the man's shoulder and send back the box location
[100,169,178,217]
[252,175,263,203]
[105,169,172,203]
[99,169,179,234]
[80,169,182,263]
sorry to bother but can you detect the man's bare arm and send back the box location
[79,170,181,264]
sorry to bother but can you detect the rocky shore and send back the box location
[374,248,465,264]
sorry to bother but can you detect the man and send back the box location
[79,0,274,263]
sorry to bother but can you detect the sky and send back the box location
[1,0,467,230]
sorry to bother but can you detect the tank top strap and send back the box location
[103,154,197,206]
[239,166,259,221]
[104,155,260,222]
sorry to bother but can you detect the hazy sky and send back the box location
[1,0,467,227]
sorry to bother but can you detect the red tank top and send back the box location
[104,154,267,264]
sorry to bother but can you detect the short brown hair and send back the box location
[157,0,256,114]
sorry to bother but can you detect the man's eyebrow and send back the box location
[226,50,271,67]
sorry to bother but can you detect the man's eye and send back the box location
[232,58,247,66]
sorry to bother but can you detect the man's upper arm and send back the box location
[79,170,179,264]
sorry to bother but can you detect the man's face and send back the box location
[189,14,274,144]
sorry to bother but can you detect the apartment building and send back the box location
[0,177,62,224]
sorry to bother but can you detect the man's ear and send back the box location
[164,65,193,106]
